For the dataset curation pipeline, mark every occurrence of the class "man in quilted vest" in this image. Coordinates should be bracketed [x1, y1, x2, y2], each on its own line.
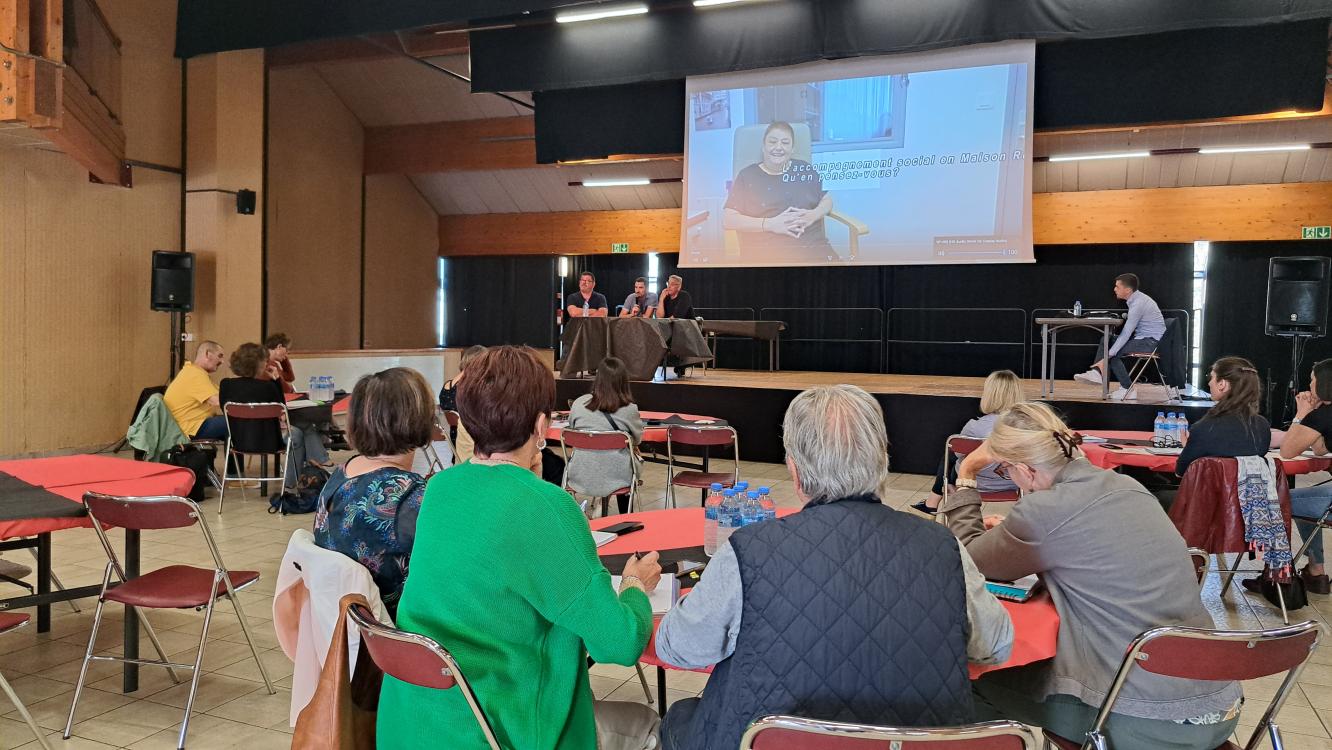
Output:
[655, 384, 1013, 750]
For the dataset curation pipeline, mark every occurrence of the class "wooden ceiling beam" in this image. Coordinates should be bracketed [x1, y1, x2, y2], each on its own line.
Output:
[441, 208, 680, 256]
[365, 115, 537, 173]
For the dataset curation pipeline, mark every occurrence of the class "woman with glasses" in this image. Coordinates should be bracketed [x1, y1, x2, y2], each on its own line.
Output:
[939, 402, 1240, 749]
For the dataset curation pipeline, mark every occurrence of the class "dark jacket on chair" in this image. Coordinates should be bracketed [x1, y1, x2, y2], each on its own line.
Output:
[667, 495, 974, 750]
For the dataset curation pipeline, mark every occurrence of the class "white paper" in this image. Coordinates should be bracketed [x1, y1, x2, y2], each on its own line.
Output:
[611, 575, 679, 614]
[592, 531, 617, 548]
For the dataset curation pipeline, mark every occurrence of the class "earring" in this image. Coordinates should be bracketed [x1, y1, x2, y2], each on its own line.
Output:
[537, 438, 547, 452]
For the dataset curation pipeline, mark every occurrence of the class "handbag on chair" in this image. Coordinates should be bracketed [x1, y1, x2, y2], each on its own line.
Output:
[292, 594, 382, 750]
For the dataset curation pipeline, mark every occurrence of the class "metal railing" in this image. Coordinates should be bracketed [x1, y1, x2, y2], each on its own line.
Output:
[760, 307, 885, 373]
[885, 307, 1029, 377]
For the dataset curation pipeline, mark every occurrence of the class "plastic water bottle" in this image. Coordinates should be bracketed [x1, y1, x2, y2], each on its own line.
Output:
[742, 491, 762, 526]
[703, 483, 724, 557]
[1165, 412, 1179, 448]
[583, 300, 590, 318]
[758, 486, 775, 521]
[734, 481, 749, 494]
[717, 490, 740, 546]
[309, 376, 320, 398]
[1177, 412, 1189, 446]
[1073, 300, 1082, 317]
[1152, 412, 1166, 447]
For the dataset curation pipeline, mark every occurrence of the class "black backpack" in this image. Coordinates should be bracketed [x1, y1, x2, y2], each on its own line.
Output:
[268, 463, 330, 515]
[163, 445, 214, 503]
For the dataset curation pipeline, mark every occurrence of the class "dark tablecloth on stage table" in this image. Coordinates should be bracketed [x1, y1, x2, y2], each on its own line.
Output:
[560, 318, 713, 380]
[699, 320, 786, 342]
[591, 507, 1058, 681]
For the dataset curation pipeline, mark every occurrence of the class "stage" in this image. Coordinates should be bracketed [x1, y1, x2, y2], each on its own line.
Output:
[556, 369, 1214, 475]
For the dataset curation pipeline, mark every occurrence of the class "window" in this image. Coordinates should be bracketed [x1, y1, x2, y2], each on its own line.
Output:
[1191, 241, 1209, 388]
[437, 257, 447, 347]
[647, 252, 660, 295]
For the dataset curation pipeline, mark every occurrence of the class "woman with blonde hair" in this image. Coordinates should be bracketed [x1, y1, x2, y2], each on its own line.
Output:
[912, 369, 1023, 514]
[939, 402, 1240, 749]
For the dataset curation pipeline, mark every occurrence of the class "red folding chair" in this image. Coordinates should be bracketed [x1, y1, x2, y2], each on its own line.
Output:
[220, 401, 293, 514]
[741, 715, 1037, 749]
[1, 613, 52, 750]
[666, 424, 739, 508]
[346, 599, 501, 750]
[560, 428, 641, 517]
[65, 492, 275, 749]
[943, 435, 1021, 508]
[1043, 620, 1320, 750]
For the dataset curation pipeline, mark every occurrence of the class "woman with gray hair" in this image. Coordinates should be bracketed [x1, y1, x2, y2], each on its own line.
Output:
[655, 384, 1012, 750]
[942, 402, 1241, 749]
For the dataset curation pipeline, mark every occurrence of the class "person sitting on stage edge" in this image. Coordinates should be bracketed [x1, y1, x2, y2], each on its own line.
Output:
[619, 276, 658, 318]
[164, 340, 227, 440]
[219, 343, 332, 493]
[567, 357, 644, 515]
[262, 332, 296, 394]
[314, 367, 433, 616]
[566, 271, 609, 319]
[378, 346, 663, 750]
[1074, 273, 1166, 401]
[941, 402, 1241, 749]
[912, 369, 1023, 515]
[1275, 357, 1332, 594]
[655, 384, 1013, 750]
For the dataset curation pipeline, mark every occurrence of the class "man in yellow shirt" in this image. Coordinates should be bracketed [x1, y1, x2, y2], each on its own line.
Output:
[164, 341, 226, 439]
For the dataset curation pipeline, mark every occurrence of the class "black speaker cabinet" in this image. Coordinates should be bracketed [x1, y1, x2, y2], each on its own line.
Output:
[1266, 256, 1330, 337]
[151, 250, 195, 312]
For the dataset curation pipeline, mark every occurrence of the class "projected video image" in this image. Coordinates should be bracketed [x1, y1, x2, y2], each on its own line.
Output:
[681, 43, 1034, 268]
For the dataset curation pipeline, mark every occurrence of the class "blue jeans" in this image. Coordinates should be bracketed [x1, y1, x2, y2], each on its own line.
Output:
[284, 425, 331, 490]
[1290, 485, 1332, 565]
[1096, 337, 1159, 389]
[191, 415, 228, 440]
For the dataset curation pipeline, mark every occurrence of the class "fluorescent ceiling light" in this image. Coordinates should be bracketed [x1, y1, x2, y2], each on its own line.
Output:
[1048, 151, 1150, 163]
[1198, 144, 1311, 155]
[580, 178, 651, 187]
[555, 4, 649, 23]
[694, 0, 760, 6]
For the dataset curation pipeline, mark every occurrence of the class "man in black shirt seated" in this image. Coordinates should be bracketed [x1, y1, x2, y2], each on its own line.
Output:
[565, 271, 609, 318]
[657, 274, 693, 320]
[657, 274, 697, 377]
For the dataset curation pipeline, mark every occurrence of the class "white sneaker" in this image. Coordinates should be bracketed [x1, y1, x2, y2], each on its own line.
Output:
[1110, 387, 1138, 401]
[1073, 369, 1103, 385]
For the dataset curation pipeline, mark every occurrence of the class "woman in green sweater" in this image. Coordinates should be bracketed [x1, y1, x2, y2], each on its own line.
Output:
[378, 346, 663, 750]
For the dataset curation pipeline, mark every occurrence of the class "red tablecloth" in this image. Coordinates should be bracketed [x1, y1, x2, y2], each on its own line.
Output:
[331, 395, 351, 415]
[0, 455, 195, 539]
[1080, 430, 1331, 475]
[551, 411, 721, 445]
[592, 508, 1059, 679]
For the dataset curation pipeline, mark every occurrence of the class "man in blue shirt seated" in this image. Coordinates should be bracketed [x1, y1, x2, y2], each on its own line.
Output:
[654, 384, 1013, 750]
[565, 271, 608, 318]
[618, 276, 658, 318]
[1074, 273, 1167, 400]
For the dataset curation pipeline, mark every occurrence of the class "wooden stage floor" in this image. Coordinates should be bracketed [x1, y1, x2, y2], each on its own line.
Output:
[657, 368, 1210, 406]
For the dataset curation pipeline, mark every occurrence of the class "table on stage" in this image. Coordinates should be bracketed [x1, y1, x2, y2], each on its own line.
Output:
[1079, 430, 1332, 476]
[1034, 316, 1124, 401]
[698, 320, 787, 371]
[591, 507, 1060, 714]
[0, 455, 196, 692]
[561, 317, 713, 380]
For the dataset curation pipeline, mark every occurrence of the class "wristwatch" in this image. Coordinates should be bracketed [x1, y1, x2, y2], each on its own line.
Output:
[956, 477, 978, 489]
[1291, 418, 1303, 426]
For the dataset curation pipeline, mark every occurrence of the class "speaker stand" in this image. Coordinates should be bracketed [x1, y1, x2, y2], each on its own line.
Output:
[1279, 333, 1315, 425]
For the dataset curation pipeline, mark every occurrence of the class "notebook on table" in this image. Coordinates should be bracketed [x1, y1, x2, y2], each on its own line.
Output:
[985, 574, 1041, 603]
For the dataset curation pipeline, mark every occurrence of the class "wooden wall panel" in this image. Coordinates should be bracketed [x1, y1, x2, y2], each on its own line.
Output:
[439, 183, 1332, 255]
[266, 65, 363, 350]
[364, 117, 536, 174]
[363, 174, 440, 348]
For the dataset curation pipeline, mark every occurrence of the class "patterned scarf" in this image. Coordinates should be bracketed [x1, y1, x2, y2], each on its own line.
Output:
[1235, 455, 1291, 578]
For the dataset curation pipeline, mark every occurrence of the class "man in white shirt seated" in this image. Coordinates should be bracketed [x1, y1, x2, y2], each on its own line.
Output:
[654, 384, 1014, 750]
[1074, 273, 1167, 400]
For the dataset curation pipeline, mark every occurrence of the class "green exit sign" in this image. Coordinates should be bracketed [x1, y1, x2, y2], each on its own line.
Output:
[1302, 226, 1331, 240]
[611, 242, 630, 253]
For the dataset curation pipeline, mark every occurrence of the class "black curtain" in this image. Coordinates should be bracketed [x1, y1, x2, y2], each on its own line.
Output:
[444, 256, 558, 349]
[1201, 240, 1332, 421]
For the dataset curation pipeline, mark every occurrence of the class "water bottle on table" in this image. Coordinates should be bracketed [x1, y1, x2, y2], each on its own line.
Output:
[742, 490, 762, 526]
[758, 486, 775, 521]
[583, 301, 590, 318]
[1073, 300, 1082, 317]
[717, 489, 740, 546]
[1177, 413, 1189, 446]
[703, 483, 724, 557]
[1152, 411, 1166, 447]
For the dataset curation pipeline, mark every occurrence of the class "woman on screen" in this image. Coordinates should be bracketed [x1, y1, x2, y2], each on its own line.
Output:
[723, 121, 836, 261]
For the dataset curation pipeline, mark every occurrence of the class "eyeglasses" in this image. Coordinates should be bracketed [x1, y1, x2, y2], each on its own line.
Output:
[994, 462, 1012, 480]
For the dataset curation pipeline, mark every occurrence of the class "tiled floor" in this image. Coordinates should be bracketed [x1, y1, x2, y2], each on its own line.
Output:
[1, 453, 1330, 748]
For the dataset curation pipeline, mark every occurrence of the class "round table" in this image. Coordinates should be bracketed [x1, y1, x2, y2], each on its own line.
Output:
[591, 507, 1059, 691]
[1080, 430, 1331, 475]
[549, 411, 722, 444]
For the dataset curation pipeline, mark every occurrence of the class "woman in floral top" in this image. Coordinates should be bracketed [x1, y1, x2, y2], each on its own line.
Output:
[314, 367, 435, 615]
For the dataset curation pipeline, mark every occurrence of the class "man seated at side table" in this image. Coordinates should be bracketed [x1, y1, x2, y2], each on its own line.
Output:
[655, 384, 1013, 750]
[566, 271, 609, 318]
[1073, 272, 1166, 401]
[619, 276, 658, 318]
[164, 340, 227, 440]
